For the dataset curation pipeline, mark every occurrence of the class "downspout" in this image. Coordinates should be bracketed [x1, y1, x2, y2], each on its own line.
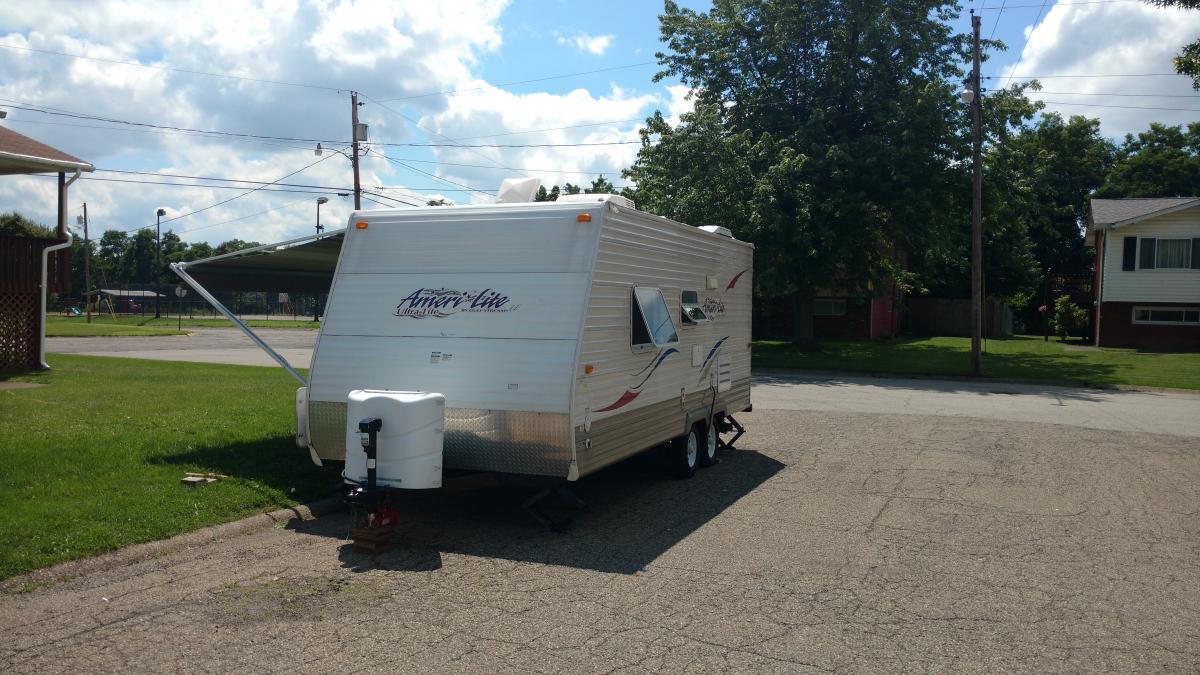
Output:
[40, 170, 81, 369]
[1095, 229, 1106, 347]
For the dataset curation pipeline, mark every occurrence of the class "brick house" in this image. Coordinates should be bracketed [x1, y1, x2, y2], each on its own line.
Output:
[1088, 198, 1200, 351]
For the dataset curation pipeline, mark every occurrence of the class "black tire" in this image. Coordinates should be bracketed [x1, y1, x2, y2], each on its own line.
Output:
[667, 428, 699, 479]
[697, 420, 718, 468]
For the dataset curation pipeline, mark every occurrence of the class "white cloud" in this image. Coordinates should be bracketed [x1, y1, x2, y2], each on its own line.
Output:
[556, 32, 614, 56]
[0, 0, 681, 245]
[417, 81, 661, 195]
[0, 0, 513, 244]
[1001, 0, 1200, 139]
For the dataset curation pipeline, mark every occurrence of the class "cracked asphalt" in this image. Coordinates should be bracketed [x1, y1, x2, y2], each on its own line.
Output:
[3, 404, 1199, 672]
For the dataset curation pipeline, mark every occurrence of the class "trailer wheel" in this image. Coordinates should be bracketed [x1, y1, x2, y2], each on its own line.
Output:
[668, 428, 699, 479]
[697, 420, 718, 468]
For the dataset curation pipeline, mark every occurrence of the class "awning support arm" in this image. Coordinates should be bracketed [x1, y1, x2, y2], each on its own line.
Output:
[171, 261, 308, 386]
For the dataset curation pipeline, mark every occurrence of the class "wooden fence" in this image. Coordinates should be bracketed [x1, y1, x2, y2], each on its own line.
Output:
[0, 235, 71, 371]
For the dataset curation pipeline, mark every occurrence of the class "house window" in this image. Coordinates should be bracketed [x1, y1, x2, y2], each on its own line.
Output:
[813, 299, 847, 317]
[1156, 239, 1191, 269]
[680, 290, 709, 325]
[631, 287, 679, 352]
[1136, 237, 1197, 270]
[1132, 307, 1200, 325]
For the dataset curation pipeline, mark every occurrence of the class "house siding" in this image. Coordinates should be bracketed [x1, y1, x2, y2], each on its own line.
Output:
[1097, 301, 1200, 351]
[1100, 209, 1200, 304]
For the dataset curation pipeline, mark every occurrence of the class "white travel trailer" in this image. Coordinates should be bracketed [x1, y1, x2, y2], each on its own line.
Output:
[174, 193, 752, 489]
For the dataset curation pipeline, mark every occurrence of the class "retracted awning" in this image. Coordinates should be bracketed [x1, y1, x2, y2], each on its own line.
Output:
[184, 232, 344, 293]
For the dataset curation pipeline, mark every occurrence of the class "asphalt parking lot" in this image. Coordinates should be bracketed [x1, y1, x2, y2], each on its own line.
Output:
[3, 401, 1198, 672]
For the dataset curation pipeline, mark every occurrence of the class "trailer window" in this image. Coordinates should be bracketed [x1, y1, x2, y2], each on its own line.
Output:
[680, 290, 709, 325]
[632, 287, 679, 352]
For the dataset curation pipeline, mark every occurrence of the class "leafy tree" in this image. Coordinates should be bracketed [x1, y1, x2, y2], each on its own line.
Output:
[95, 230, 130, 285]
[633, 0, 967, 343]
[0, 211, 55, 238]
[425, 198, 451, 206]
[1097, 122, 1200, 197]
[1144, 1, 1200, 88]
[533, 185, 561, 202]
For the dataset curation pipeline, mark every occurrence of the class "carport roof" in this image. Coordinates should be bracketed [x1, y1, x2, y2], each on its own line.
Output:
[0, 126, 94, 175]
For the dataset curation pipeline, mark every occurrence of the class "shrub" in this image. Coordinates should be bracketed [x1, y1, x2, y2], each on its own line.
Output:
[1050, 294, 1087, 341]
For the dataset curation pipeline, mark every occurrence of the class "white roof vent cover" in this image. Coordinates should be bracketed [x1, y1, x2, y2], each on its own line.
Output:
[557, 193, 635, 209]
[698, 225, 733, 238]
[495, 177, 542, 203]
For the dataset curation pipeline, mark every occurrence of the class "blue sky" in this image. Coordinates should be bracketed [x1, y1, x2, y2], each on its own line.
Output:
[1, 1, 1197, 245]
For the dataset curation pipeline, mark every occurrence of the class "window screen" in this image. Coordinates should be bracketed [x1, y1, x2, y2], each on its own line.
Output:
[680, 290, 708, 325]
[1133, 307, 1200, 324]
[632, 287, 678, 350]
[1155, 238, 1191, 269]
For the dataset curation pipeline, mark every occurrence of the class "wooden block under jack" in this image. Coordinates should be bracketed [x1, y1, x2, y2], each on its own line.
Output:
[350, 526, 395, 554]
[181, 475, 218, 487]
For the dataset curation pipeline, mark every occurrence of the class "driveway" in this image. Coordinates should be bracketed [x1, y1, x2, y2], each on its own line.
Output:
[3, 406, 1199, 672]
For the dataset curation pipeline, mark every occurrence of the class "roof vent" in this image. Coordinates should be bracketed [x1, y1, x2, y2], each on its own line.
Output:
[496, 177, 542, 203]
[557, 193, 635, 209]
[698, 225, 733, 238]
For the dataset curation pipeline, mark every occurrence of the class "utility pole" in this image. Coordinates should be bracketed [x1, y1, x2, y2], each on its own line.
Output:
[970, 13, 983, 376]
[79, 203, 91, 324]
[351, 91, 362, 210]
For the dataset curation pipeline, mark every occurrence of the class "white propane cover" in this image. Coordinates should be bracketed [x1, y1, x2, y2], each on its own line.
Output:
[344, 390, 445, 489]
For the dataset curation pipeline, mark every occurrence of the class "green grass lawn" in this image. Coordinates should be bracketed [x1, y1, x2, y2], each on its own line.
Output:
[0, 355, 339, 580]
[46, 315, 321, 330]
[753, 335, 1200, 391]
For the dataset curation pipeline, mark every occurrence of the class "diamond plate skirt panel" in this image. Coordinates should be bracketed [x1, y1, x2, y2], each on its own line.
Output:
[308, 401, 573, 478]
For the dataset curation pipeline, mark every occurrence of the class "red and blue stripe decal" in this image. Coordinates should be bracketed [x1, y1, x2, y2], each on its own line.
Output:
[595, 347, 678, 412]
[726, 269, 748, 290]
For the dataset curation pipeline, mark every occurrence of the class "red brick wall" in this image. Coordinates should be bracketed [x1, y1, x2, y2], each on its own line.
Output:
[1098, 302, 1200, 351]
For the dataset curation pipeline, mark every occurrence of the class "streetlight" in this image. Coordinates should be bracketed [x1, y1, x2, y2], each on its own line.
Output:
[155, 208, 166, 319]
[313, 197, 330, 322]
[316, 196, 329, 239]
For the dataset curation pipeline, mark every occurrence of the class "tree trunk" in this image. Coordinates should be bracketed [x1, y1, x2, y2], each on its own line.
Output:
[791, 293, 815, 347]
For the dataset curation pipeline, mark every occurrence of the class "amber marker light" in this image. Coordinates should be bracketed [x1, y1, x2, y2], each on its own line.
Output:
[355, 221, 368, 229]
[584, 364, 594, 374]
[576, 213, 592, 222]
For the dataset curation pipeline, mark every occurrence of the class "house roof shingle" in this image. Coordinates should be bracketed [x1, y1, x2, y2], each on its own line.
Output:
[1089, 197, 1200, 229]
[0, 126, 94, 175]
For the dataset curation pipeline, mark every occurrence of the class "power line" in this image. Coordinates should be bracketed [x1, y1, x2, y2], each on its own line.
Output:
[368, 62, 657, 103]
[1005, 0, 1051, 80]
[445, 117, 647, 141]
[0, 41, 345, 92]
[360, 93, 511, 185]
[1030, 90, 1200, 98]
[120, 147, 347, 232]
[370, 149, 495, 196]
[383, 156, 628, 176]
[96, 168, 353, 192]
[1032, 99, 1200, 111]
[1, 117, 323, 152]
[0, 101, 347, 145]
[978, 0, 1142, 8]
[79, 176, 351, 196]
[986, 72, 1183, 79]
[988, 3, 1007, 41]
[174, 197, 318, 236]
